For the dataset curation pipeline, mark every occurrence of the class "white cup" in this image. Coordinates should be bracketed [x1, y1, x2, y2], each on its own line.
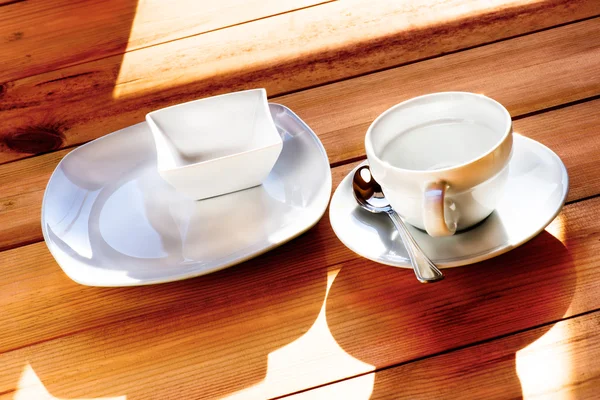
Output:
[365, 92, 513, 237]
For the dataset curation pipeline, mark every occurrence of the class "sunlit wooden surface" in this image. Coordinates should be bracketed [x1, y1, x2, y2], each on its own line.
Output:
[1, 0, 600, 399]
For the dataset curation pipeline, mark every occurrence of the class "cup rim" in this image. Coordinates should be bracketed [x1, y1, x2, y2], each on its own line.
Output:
[365, 91, 512, 175]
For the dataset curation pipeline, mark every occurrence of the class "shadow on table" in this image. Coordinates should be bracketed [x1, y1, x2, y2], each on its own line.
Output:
[2, 225, 331, 399]
[325, 229, 578, 399]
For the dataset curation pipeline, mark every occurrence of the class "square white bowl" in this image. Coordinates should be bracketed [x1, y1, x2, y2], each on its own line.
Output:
[146, 88, 283, 200]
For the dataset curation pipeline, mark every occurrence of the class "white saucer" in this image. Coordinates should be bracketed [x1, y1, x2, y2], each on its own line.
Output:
[42, 104, 332, 286]
[329, 134, 569, 268]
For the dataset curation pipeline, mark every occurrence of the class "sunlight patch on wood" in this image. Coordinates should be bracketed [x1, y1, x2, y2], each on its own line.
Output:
[545, 213, 566, 244]
[111, 0, 543, 100]
[516, 321, 575, 400]
[14, 364, 126, 400]
[222, 268, 375, 399]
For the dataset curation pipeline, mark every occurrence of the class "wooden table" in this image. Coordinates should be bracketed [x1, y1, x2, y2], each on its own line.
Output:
[1, 0, 600, 398]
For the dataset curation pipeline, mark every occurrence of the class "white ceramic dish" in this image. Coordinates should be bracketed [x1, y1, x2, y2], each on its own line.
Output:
[42, 104, 331, 286]
[146, 89, 283, 200]
[330, 134, 568, 267]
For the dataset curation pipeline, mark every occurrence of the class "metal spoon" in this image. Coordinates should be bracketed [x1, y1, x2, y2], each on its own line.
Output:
[352, 165, 444, 283]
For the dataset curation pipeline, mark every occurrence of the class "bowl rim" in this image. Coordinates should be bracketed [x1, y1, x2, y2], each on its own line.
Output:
[146, 88, 282, 173]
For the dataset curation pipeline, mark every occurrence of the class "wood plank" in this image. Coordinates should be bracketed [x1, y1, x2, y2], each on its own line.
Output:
[276, 19, 600, 166]
[1, 3, 599, 162]
[0, 150, 67, 251]
[0, 175, 599, 399]
[0, 0, 330, 82]
[285, 311, 600, 399]
[1, 95, 598, 253]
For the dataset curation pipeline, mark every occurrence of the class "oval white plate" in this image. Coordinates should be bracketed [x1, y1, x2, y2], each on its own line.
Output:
[42, 104, 331, 286]
[330, 134, 569, 267]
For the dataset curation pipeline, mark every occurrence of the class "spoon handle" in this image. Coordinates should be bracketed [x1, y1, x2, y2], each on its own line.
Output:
[387, 210, 444, 283]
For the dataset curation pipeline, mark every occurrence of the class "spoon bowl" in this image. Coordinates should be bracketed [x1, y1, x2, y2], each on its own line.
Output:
[352, 165, 444, 283]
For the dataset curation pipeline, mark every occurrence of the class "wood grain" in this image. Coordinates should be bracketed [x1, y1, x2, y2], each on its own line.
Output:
[1, 3, 599, 162]
[0, 173, 598, 399]
[0, 150, 67, 251]
[0, 0, 25, 7]
[1, 94, 598, 253]
[0, 0, 330, 82]
[286, 311, 600, 399]
[276, 18, 600, 166]
[1, 1, 598, 399]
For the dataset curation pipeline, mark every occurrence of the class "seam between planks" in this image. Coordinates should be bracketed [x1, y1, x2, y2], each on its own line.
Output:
[1, 192, 599, 357]
[271, 13, 600, 99]
[0, 0, 336, 84]
[3, 7, 597, 88]
[513, 93, 600, 122]
[271, 305, 600, 399]
[0, 0, 26, 7]
[327, 92, 600, 169]
[2, 277, 598, 400]
[0, 14, 598, 170]
[0, 92, 599, 254]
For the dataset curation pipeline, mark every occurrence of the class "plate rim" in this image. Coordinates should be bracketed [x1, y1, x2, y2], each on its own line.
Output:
[329, 133, 569, 268]
[41, 103, 332, 286]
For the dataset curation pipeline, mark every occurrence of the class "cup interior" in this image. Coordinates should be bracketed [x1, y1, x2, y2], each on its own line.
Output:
[148, 89, 279, 169]
[368, 92, 511, 171]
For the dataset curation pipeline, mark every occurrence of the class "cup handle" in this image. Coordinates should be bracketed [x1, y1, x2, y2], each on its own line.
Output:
[423, 181, 458, 237]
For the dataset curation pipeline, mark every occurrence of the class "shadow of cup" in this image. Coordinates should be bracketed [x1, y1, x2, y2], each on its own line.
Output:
[325, 230, 576, 396]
